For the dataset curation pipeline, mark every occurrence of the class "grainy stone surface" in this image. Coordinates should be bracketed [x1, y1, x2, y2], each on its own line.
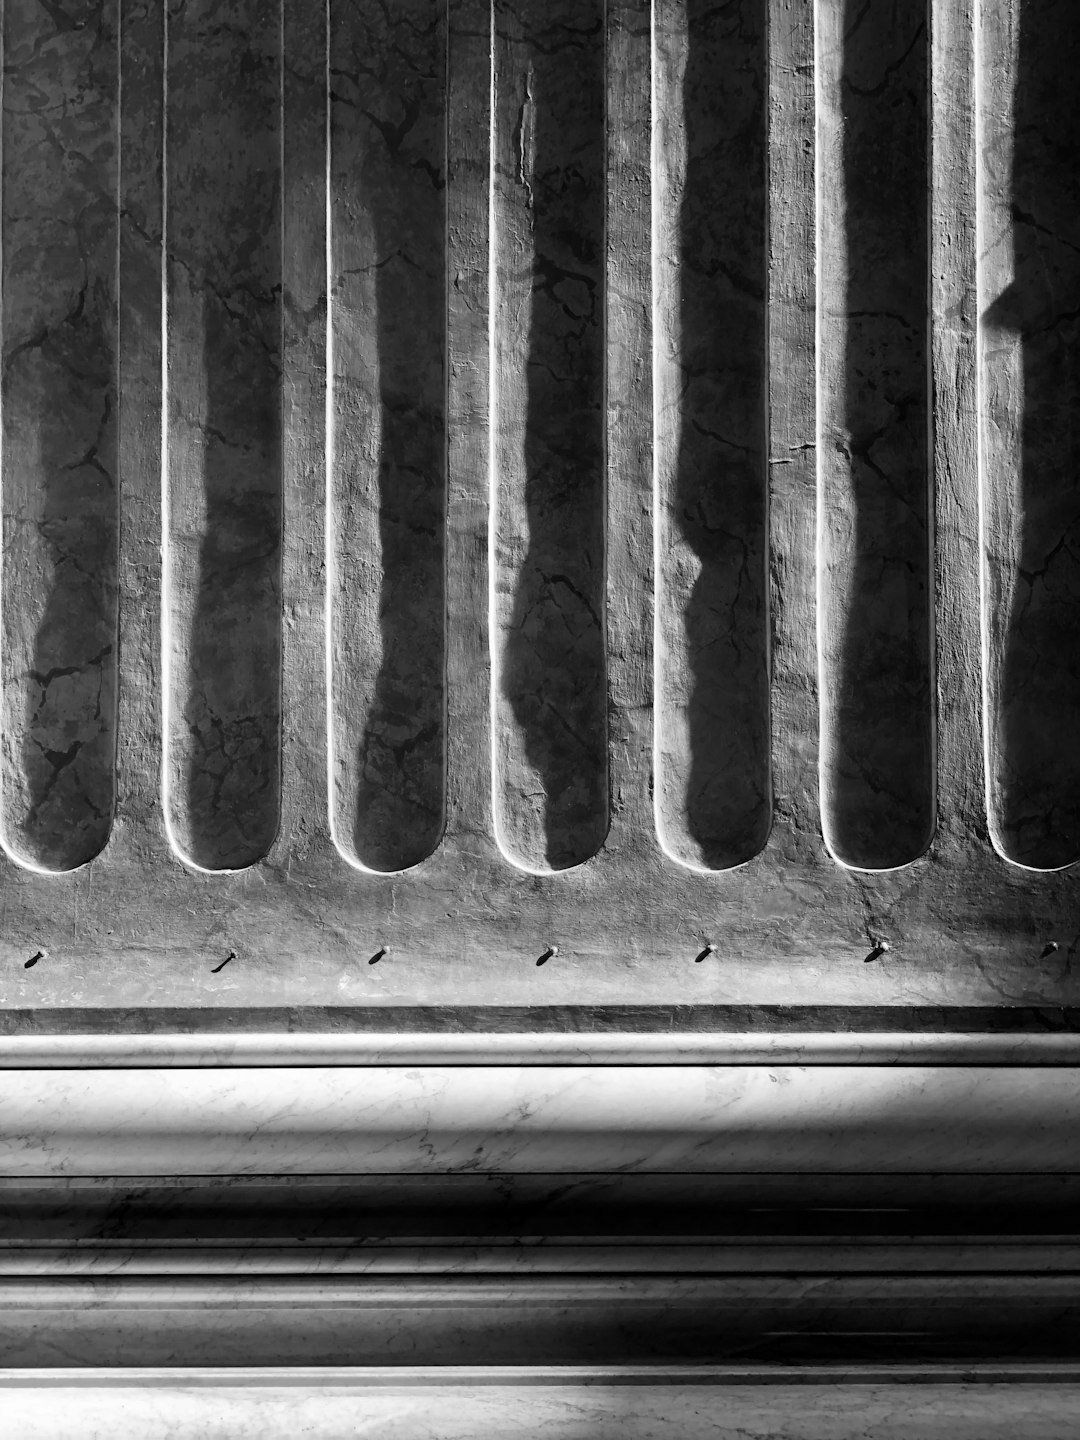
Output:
[654, 0, 770, 871]
[818, 0, 933, 869]
[492, 0, 609, 872]
[165, 0, 283, 870]
[1, 0, 118, 872]
[981, 0, 1080, 869]
[7, 0, 1080, 1400]
[0, 0, 1071, 1018]
[329, 0, 447, 873]
[5, 1382, 1080, 1440]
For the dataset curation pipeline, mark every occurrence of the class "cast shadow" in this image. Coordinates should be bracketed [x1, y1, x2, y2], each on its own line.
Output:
[500, 13, 608, 871]
[19, 311, 116, 870]
[179, 32, 282, 871]
[829, 0, 933, 868]
[984, 0, 1080, 868]
[670, 0, 769, 869]
[348, 11, 446, 873]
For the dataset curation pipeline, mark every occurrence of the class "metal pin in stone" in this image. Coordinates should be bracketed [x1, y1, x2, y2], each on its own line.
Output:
[211, 951, 236, 974]
[24, 949, 46, 970]
[694, 943, 717, 963]
[864, 939, 891, 964]
[1041, 941, 1060, 959]
[368, 946, 388, 966]
[537, 945, 558, 967]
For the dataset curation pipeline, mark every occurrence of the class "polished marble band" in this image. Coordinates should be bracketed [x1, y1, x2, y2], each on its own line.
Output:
[2, 1030, 1080, 1066]
[5, 1369, 1080, 1439]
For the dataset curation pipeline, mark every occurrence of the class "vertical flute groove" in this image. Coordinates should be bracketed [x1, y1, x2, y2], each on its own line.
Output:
[327, 0, 448, 874]
[162, 0, 284, 872]
[816, 0, 934, 872]
[652, 0, 770, 872]
[979, 0, 1080, 870]
[1, 0, 121, 871]
[490, 0, 609, 873]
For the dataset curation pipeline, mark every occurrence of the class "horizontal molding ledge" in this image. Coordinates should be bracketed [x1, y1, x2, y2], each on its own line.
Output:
[5, 1371, 1080, 1440]
[3, 1241, 1079, 1278]
[3, 1063, 1080, 1176]
[4, 1031, 1080, 1067]
[7, 1364, 1080, 1385]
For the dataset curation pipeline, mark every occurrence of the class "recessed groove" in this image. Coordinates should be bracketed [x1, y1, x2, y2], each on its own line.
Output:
[491, 0, 609, 873]
[817, 0, 934, 870]
[328, 0, 447, 874]
[980, 0, 1080, 870]
[1, 0, 120, 871]
[653, 0, 770, 871]
[164, 0, 283, 870]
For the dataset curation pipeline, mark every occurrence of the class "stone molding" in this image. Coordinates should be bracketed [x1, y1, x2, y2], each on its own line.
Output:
[0, 0, 1073, 1020]
[2, 1048, 1079, 1374]
[5, 1369, 1080, 1438]
[2, 0, 1080, 1408]
[3, 1054, 1080, 1174]
[5, 1030, 1080, 1065]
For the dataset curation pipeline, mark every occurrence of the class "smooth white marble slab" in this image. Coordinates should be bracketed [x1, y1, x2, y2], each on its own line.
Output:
[3, 1376, 1079, 1438]
[2, 1064, 1080, 1175]
[2, 1032, 1080, 1066]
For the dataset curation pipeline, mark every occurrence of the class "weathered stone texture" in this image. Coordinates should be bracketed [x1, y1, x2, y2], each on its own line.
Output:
[2, 0, 119, 871]
[0, 0, 1075, 1018]
[329, 0, 447, 874]
[492, 0, 609, 872]
[981, 0, 1080, 869]
[654, 0, 770, 870]
[818, 0, 933, 870]
[165, 0, 283, 870]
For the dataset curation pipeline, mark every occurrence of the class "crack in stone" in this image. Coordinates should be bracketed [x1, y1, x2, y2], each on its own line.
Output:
[514, 65, 536, 209]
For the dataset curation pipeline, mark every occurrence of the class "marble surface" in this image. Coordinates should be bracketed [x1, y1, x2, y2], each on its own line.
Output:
[329, 0, 447, 873]
[2, 1272, 1079, 1366]
[0, 2, 1077, 1389]
[8, 1240, 1075, 1277]
[980, 0, 1080, 868]
[1, 0, 119, 871]
[491, 0, 608, 870]
[164, 0, 283, 870]
[817, 0, 933, 868]
[3, 1030, 1080, 1065]
[653, 0, 770, 869]
[2, 1063, 1079, 1176]
[0, 0, 1074, 1028]
[3, 1377, 1080, 1439]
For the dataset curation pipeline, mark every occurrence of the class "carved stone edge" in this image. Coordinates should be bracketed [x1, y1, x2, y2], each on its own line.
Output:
[2, 1030, 1080, 1065]
[2, 1048, 1079, 1375]
[4, 1366, 1080, 1439]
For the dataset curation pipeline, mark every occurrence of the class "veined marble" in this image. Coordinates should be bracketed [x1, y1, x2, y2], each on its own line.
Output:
[1, 1063, 1079, 1176]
